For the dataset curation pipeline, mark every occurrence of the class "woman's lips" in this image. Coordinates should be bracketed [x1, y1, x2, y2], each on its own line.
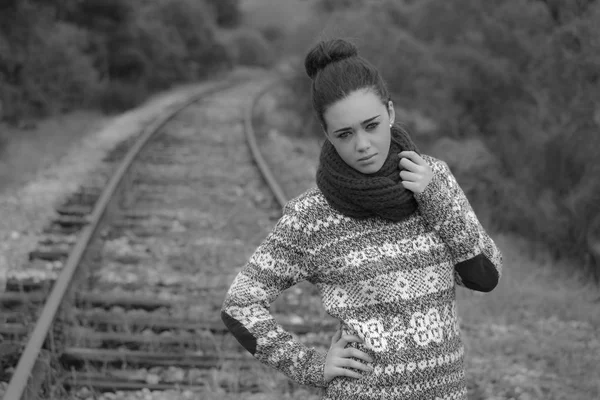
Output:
[358, 154, 377, 162]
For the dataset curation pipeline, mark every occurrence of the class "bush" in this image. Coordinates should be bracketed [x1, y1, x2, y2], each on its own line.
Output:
[223, 29, 275, 68]
[0, 83, 22, 123]
[2, 22, 99, 117]
[0, 0, 240, 123]
[130, 0, 231, 88]
[261, 25, 285, 44]
[94, 80, 148, 114]
[67, 0, 132, 31]
[204, 0, 241, 27]
[317, 0, 363, 13]
[108, 46, 148, 83]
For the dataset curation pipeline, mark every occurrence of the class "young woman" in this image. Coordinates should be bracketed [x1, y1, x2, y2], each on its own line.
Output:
[221, 39, 502, 400]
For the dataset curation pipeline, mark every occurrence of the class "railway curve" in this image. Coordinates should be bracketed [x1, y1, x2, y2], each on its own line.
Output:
[1, 69, 334, 400]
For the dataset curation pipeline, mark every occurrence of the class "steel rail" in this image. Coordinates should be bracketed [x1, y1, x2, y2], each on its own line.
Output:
[1, 76, 251, 400]
[243, 79, 290, 210]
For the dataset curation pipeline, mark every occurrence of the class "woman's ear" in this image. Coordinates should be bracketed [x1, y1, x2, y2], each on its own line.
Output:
[388, 100, 395, 126]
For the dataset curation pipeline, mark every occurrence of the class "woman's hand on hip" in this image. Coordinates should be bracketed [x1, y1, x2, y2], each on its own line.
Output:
[398, 151, 433, 194]
[324, 328, 373, 383]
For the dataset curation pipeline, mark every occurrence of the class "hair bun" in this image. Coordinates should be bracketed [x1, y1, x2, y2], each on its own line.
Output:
[304, 39, 358, 80]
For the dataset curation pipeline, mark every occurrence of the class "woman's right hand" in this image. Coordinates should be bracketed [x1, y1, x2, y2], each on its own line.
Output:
[324, 327, 374, 383]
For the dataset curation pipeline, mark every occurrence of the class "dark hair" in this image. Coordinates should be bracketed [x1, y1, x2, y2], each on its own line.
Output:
[304, 39, 391, 130]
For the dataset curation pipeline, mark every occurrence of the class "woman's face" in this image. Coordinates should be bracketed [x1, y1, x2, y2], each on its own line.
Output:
[323, 88, 395, 174]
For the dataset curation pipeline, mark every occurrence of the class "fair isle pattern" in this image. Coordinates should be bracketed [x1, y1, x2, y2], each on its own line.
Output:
[322, 263, 455, 309]
[326, 370, 465, 398]
[375, 347, 465, 377]
[222, 155, 502, 399]
[342, 301, 461, 353]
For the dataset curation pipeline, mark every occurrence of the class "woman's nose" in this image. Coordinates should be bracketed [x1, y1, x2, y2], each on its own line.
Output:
[355, 131, 370, 151]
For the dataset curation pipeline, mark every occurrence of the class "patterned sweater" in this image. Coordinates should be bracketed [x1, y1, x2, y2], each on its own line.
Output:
[221, 155, 502, 399]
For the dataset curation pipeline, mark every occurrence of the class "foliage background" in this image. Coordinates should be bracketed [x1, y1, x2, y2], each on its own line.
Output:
[0, 0, 268, 118]
[1, 0, 599, 278]
[272, 0, 600, 281]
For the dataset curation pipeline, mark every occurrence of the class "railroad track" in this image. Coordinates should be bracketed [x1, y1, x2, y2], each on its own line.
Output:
[0, 70, 336, 400]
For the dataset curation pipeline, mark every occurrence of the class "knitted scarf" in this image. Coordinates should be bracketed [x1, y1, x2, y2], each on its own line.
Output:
[316, 124, 420, 221]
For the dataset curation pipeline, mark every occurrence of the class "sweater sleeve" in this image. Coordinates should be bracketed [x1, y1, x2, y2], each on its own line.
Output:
[220, 203, 327, 388]
[414, 156, 502, 292]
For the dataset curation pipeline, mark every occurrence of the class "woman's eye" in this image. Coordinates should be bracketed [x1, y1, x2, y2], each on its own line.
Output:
[366, 122, 379, 130]
[338, 131, 351, 138]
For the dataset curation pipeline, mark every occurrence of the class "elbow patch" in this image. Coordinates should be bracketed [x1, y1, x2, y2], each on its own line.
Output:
[455, 253, 499, 292]
[221, 310, 257, 355]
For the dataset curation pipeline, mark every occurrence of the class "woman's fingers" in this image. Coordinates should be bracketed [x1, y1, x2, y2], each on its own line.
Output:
[342, 348, 373, 363]
[399, 170, 419, 182]
[336, 358, 372, 372]
[330, 328, 342, 345]
[336, 334, 363, 347]
[399, 151, 426, 166]
[399, 156, 420, 172]
[398, 151, 433, 193]
[325, 335, 374, 382]
[401, 180, 420, 193]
